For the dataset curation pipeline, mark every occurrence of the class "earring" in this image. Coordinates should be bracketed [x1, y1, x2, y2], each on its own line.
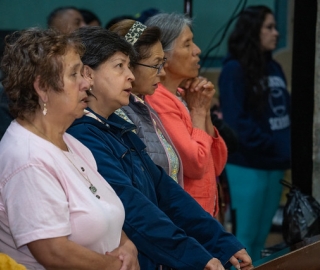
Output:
[42, 103, 47, 116]
[89, 86, 92, 91]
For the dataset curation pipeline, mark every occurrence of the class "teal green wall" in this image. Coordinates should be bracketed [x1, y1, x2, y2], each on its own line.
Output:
[0, 0, 286, 66]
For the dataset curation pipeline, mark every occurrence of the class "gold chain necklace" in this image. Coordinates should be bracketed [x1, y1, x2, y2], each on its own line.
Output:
[23, 118, 100, 199]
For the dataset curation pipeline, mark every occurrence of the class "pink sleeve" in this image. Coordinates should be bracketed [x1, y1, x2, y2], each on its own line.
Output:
[3, 165, 71, 248]
[211, 127, 228, 176]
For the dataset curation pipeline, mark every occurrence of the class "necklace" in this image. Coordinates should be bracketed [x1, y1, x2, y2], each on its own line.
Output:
[23, 118, 100, 199]
[61, 149, 101, 199]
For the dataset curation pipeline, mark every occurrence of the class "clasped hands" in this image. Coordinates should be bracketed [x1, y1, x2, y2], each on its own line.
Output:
[179, 76, 215, 113]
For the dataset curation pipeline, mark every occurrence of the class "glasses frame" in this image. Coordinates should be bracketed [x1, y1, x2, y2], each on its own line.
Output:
[133, 57, 167, 75]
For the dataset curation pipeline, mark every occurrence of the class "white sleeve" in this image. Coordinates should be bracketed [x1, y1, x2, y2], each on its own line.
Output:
[3, 165, 71, 248]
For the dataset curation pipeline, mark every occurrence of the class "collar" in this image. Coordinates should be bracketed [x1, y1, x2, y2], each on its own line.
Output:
[84, 107, 136, 133]
[131, 93, 145, 103]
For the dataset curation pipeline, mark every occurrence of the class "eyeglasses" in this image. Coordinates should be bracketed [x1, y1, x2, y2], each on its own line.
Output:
[133, 58, 167, 74]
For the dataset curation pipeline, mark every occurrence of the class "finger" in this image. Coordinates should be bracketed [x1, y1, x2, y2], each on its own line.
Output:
[239, 254, 252, 266]
[202, 81, 214, 90]
[194, 78, 208, 91]
[184, 79, 193, 89]
[188, 78, 201, 92]
[119, 262, 128, 270]
[106, 251, 118, 257]
[229, 256, 241, 270]
[240, 260, 254, 269]
[201, 89, 215, 100]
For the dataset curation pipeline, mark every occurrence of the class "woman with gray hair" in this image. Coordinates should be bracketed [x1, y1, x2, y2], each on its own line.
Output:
[145, 13, 227, 218]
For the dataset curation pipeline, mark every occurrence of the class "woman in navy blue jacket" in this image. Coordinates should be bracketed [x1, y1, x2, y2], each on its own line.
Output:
[219, 6, 291, 261]
[67, 26, 253, 270]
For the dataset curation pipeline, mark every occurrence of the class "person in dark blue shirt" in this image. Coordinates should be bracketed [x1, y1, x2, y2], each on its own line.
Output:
[219, 5, 291, 261]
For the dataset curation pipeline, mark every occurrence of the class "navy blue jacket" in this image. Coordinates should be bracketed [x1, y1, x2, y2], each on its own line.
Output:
[219, 54, 291, 170]
[68, 109, 244, 270]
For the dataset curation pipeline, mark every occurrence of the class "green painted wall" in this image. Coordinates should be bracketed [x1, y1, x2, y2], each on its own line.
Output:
[0, 0, 286, 66]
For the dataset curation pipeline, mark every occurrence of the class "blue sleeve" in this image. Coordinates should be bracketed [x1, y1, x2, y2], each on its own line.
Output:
[68, 123, 213, 270]
[219, 60, 276, 154]
[151, 164, 244, 268]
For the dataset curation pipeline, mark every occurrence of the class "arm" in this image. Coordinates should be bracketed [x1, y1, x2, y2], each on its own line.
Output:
[181, 76, 216, 137]
[154, 109, 213, 179]
[183, 77, 228, 175]
[28, 237, 122, 270]
[158, 109, 227, 178]
[219, 60, 276, 154]
[149, 82, 226, 179]
[210, 132, 228, 176]
[150, 163, 245, 268]
[206, 110, 215, 137]
[3, 167, 122, 270]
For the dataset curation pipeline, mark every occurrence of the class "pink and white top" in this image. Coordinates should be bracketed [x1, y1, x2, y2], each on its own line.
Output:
[0, 120, 125, 270]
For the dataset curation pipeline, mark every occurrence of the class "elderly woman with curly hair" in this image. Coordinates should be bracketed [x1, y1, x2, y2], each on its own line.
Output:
[0, 28, 139, 270]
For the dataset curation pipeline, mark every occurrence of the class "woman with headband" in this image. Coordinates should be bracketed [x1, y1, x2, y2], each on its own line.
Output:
[110, 20, 183, 185]
[68, 26, 253, 270]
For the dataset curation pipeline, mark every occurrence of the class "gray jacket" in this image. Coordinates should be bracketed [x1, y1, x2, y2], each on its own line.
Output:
[120, 94, 183, 186]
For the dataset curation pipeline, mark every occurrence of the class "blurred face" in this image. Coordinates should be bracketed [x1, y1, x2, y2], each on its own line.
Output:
[47, 48, 89, 121]
[132, 41, 166, 96]
[52, 9, 86, 34]
[89, 51, 135, 117]
[165, 26, 201, 81]
[260, 13, 279, 52]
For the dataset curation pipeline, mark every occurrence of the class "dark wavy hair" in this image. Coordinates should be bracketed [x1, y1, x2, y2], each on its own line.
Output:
[0, 27, 84, 119]
[228, 5, 273, 113]
[72, 26, 136, 70]
[109, 19, 161, 63]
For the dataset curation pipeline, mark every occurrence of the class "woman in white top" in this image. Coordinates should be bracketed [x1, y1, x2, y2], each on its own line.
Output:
[0, 27, 139, 270]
